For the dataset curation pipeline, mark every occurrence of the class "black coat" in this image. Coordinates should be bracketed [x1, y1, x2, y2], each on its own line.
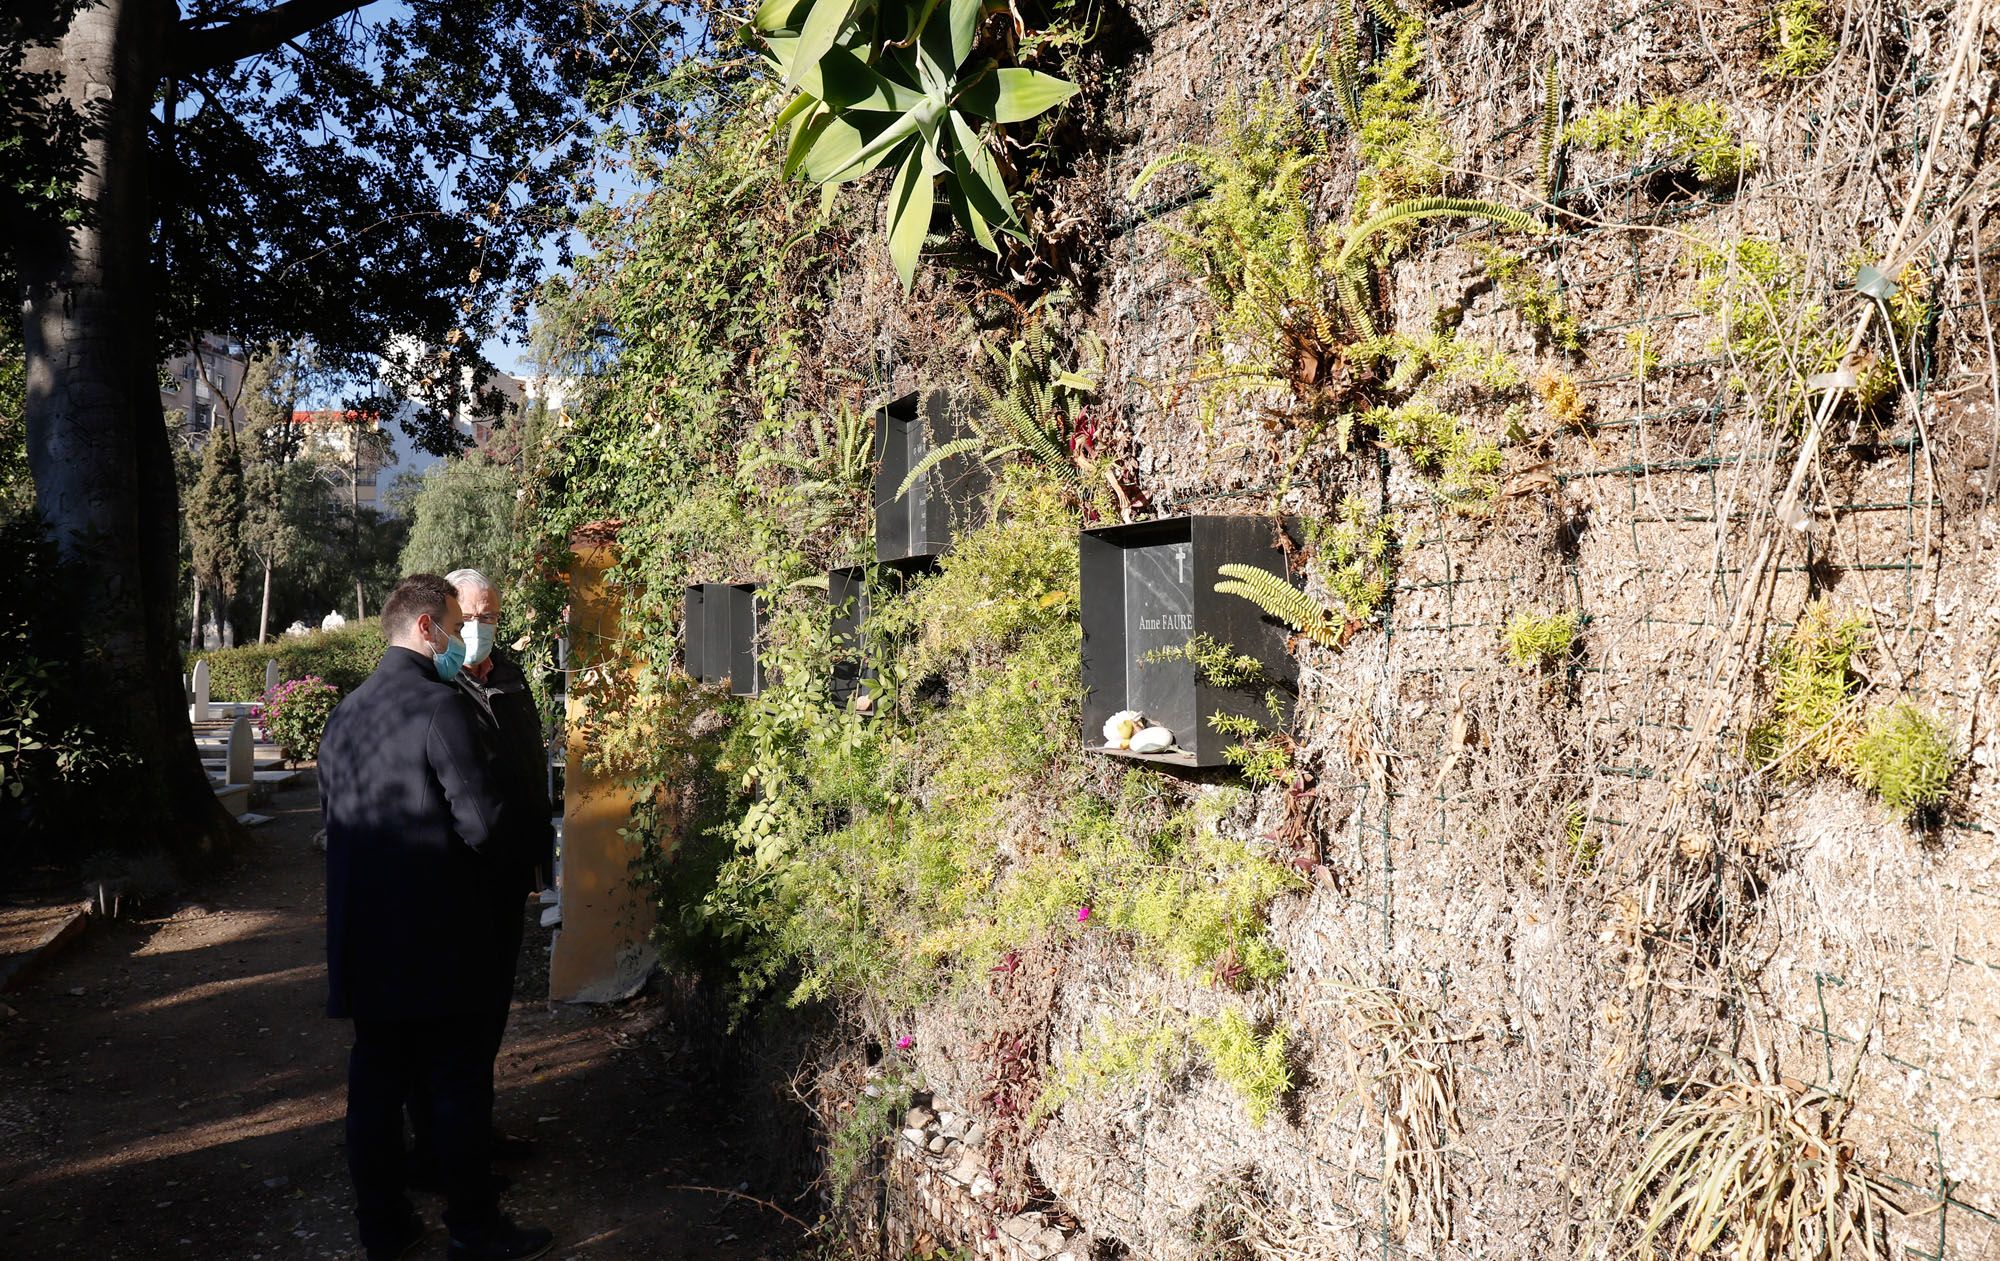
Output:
[321, 647, 513, 1020]
[452, 647, 556, 894]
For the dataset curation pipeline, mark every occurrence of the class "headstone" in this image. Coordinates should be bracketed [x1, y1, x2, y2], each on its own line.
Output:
[225, 716, 254, 786]
[284, 620, 309, 638]
[191, 659, 211, 722]
[264, 658, 280, 693]
[320, 610, 347, 632]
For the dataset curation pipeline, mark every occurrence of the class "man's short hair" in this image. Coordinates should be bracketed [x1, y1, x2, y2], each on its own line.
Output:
[381, 573, 456, 643]
[444, 568, 495, 595]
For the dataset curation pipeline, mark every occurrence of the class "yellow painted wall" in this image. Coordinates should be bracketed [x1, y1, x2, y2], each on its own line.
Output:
[548, 541, 658, 1001]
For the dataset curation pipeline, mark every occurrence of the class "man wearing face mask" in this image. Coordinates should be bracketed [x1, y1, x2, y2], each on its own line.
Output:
[398, 569, 554, 1180]
[319, 573, 553, 1261]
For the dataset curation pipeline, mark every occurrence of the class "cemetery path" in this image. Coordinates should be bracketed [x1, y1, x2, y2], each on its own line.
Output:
[0, 769, 809, 1260]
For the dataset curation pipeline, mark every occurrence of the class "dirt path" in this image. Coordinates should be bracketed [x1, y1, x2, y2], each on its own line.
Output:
[0, 770, 811, 1260]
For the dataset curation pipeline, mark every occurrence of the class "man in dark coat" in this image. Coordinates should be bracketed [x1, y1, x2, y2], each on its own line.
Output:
[434, 567, 554, 1157]
[319, 573, 553, 1261]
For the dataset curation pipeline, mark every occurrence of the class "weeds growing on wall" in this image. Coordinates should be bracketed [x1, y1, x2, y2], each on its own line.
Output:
[1502, 609, 1579, 669]
[1566, 97, 1758, 185]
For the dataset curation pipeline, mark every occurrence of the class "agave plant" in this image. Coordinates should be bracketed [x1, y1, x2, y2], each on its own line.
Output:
[751, 0, 1079, 287]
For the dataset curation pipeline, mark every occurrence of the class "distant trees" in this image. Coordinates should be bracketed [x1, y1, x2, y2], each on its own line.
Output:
[397, 455, 519, 587]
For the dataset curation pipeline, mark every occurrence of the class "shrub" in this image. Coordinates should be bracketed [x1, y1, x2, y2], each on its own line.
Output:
[1503, 610, 1579, 668]
[1565, 97, 1758, 184]
[1752, 600, 1866, 770]
[256, 675, 342, 762]
[1848, 701, 1956, 816]
[189, 619, 386, 701]
[1763, 0, 1836, 78]
[1194, 1009, 1291, 1124]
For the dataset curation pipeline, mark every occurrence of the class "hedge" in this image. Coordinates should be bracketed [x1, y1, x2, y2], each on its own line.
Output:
[187, 619, 387, 701]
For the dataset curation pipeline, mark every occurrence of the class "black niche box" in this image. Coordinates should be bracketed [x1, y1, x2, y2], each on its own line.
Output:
[874, 389, 987, 565]
[683, 584, 721, 684]
[827, 560, 931, 709]
[1080, 516, 1299, 769]
[685, 582, 766, 694]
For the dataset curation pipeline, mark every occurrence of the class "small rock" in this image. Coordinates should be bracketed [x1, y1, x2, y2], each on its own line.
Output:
[67, 987, 85, 997]
[927, 1134, 948, 1154]
[0, 1003, 15, 1018]
[961, 1121, 986, 1147]
[1035, 1228, 1067, 1253]
[903, 1105, 937, 1130]
[262, 1176, 289, 1191]
[969, 1173, 997, 1200]
[1000, 1214, 1041, 1241]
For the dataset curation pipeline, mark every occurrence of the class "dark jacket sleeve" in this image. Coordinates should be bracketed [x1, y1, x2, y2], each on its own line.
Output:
[427, 693, 507, 853]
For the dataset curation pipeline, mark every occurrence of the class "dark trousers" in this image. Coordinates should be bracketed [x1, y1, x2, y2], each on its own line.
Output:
[348, 1016, 499, 1247]
[409, 917, 523, 1160]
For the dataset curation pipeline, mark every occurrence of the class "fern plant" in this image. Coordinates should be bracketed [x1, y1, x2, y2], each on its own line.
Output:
[1535, 56, 1562, 202]
[1215, 564, 1344, 647]
[897, 322, 1110, 515]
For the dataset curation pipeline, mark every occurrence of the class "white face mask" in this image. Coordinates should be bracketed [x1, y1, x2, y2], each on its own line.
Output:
[463, 621, 496, 665]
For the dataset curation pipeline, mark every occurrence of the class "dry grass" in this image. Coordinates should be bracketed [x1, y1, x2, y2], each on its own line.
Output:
[1610, 1057, 1902, 1261]
[1319, 976, 1477, 1244]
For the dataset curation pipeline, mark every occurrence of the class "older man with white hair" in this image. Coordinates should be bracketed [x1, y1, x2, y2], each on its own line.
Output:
[402, 568, 555, 1200]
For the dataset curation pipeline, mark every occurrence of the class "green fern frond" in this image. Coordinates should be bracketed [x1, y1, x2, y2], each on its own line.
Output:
[894, 436, 985, 500]
[1360, 0, 1412, 34]
[1326, 0, 1362, 130]
[1536, 56, 1562, 202]
[1215, 564, 1342, 646]
[1335, 197, 1547, 271]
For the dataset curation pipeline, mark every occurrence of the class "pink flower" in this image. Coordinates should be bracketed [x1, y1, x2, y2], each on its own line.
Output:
[895, 1035, 914, 1050]
[1076, 905, 1091, 923]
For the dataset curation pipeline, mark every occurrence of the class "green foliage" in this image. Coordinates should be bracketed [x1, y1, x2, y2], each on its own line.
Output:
[1306, 494, 1396, 621]
[1625, 327, 1660, 380]
[1194, 1009, 1291, 1124]
[396, 454, 519, 586]
[1849, 701, 1956, 817]
[189, 619, 388, 701]
[1565, 97, 1758, 184]
[1690, 238, 1881, 427]
[1145, 633, 1266, 688]
[1209, 710, 1297, 790]
[1372, 400, 1503, 510]
[1752, 599, 1867, 771]
[826, 1063, 915, 1203]
[1473, 247, 1583, 351]
[1128, 81, 1343, 406]
[1348, 16, 1452, 224]
[255, 675, 342, 762]
[0, 518, 129, 840]
[1378, 327, 1525, 395]
[750, 0, 1080, 286]
[1502, 609, 1578, 669]
[1034, 1017, 1188, 1122]
[903, 322, 1109, 515]
[188, 430, 248, 602]
[1536, 55, 1562, 201]
[1215, 564, 1342, 646]
[1763, 0, 1836, 78]
[0, 323, 30, 516]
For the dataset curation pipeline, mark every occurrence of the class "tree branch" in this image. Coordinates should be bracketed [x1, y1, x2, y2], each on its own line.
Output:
[169, 0, 372, 76]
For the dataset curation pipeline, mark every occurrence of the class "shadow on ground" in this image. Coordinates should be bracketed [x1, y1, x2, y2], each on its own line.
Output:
[0, 769, 816, 1260]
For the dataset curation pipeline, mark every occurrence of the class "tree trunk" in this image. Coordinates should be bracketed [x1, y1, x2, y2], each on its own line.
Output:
[20, 0, 244, 869]
[258, 557, 272, 644]
[189, 581, 202, 651]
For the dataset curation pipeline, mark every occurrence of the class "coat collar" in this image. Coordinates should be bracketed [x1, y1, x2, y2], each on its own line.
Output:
[377, 645, 451, 686]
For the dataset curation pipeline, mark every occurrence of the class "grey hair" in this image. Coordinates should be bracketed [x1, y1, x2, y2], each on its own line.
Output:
[444, 567, 496, 595]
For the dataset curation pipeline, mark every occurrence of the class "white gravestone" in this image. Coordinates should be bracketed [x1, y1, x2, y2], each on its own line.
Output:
[191, 658, 211, 722]
[320, 610, 347, 632]
[264, 658, 281, 694]
[225, 716, 254, 785]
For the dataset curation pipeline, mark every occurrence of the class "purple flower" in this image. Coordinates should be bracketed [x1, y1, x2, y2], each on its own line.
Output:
[895, 1035, 914, 1051]
[1076, 905, 1092, 923]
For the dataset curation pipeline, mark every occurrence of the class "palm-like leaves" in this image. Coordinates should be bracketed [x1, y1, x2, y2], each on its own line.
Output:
[751, 0, 1079, 288]
[1214, 563, 1345, 646]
